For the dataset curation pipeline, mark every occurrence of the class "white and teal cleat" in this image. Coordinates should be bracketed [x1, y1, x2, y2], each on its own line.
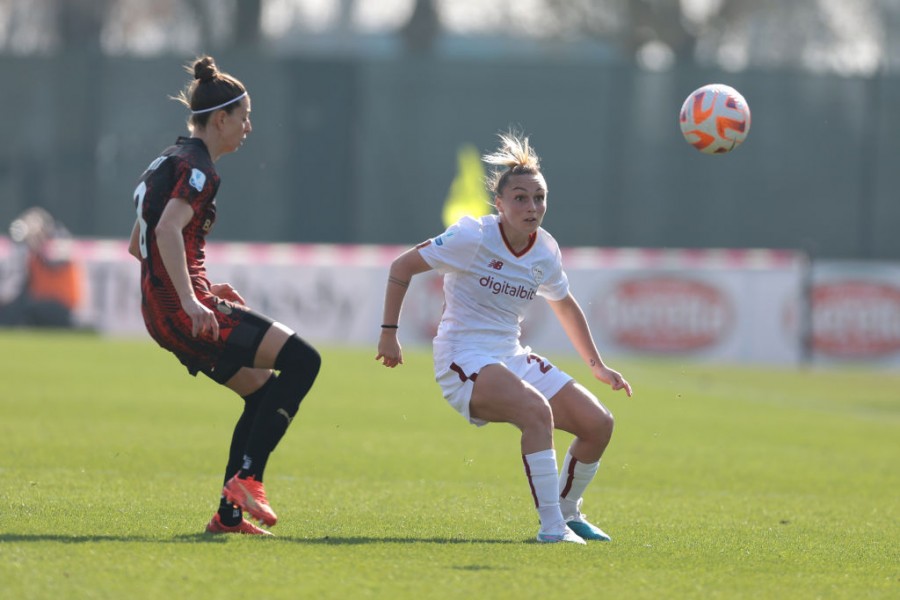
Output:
[536, 526, 586, 545]
[565, 516, 611, 542]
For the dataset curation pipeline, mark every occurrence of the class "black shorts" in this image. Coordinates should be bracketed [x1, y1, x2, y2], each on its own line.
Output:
[144, 298, 276, 384]
[201, 304, 276, 384]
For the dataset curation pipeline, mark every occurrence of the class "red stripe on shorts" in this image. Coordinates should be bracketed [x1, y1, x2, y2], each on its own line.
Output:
[450, 362, 478, 383]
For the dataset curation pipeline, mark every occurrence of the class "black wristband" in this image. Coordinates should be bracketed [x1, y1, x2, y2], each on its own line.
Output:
[381, 324, 399, 329]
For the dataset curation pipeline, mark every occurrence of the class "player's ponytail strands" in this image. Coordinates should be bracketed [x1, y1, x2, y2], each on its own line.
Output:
[483, 130, 542, 196]
[191, 91, 248, 114]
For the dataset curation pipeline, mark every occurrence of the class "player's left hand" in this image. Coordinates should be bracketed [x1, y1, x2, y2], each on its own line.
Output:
[593, 365, 633, 397]
[211, 283, 246, 305]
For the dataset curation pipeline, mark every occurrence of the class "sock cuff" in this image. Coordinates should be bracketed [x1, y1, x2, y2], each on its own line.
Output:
[563, 451, 600, 476]
[523, 448, 558, 476]
[560, 451, 601, 501]
[524, 448, 556, 462]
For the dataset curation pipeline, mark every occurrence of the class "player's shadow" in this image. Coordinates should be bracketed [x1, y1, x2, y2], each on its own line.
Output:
[0, 533, 177, 544]
[1, 533, 264, 545]
[1, 533, 533, 545]
[280, 535, 523, 545]
[170, 533, 525, 545]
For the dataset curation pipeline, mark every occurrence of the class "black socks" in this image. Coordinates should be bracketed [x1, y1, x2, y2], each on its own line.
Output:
[218, 376, 273, 525]
[239, 335, 321, 480]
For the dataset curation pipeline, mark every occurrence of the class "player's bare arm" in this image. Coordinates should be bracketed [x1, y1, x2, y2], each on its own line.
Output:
[376, 248, 433, 368]
[548, 293, 632, 397]
[156, 197, 219, 340]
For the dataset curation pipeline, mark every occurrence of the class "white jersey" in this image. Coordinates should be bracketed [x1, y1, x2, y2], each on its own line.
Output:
[417, 214, 569, 357]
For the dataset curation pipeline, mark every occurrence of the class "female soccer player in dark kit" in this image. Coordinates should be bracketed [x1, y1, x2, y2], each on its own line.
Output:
[376, 131, 632, 544]
[128, 56, 321, 535]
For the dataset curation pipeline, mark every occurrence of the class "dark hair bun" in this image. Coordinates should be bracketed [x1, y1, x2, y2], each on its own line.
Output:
[193, 56, 218, 82]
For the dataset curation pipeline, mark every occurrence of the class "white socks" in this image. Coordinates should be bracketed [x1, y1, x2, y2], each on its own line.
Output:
[522, 449, 566, 533]
[558, 450, 600, 521]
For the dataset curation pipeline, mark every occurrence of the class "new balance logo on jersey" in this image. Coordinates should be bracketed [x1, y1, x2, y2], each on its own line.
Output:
[479, 275, 536, 300]
[488, 259, 504, 270]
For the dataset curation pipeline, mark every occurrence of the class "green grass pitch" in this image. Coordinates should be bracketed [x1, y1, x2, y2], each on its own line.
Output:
[0, 330, 897, 599]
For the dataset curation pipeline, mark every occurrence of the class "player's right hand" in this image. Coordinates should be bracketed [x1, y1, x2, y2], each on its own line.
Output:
[184, 299, 219, 340]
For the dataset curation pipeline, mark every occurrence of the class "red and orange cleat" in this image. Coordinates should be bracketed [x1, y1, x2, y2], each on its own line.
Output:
[223, 473, 278, 527]
[205, 512, 273, 536]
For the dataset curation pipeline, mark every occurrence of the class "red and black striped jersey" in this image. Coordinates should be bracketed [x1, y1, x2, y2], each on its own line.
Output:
[132, 137, 220, 313]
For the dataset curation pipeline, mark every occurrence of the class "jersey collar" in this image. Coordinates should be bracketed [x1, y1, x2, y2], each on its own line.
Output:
[176, 136, 212, 158]
[498, 221, 537, 257]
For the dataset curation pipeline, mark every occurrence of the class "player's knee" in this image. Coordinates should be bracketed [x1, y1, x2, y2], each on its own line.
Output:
[274, 334, 321, 379]
[569, 385, 614, 442]
[586, 407, 614, 445]
[520, 394, 554, 432]
[272, 334, 321, 417]
[599, 409, 614, 438]
[301, 343, 322, 378]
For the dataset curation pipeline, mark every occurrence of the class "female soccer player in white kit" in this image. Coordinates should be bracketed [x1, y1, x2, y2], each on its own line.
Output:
[376, 131, 632, 544]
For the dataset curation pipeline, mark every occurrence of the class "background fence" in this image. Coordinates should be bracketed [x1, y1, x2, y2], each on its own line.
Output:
[1, 51, 899, 260]
[6, 237, 900, 368]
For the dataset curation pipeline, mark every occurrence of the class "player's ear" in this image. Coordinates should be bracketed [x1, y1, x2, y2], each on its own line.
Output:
[212, 109, 227, 130]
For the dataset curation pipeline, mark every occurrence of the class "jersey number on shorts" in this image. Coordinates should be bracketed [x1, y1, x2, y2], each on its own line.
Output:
[527, 354, 553, 374]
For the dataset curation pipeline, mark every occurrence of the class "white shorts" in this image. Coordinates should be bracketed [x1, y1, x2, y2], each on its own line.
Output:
[433, 346, 574, 427]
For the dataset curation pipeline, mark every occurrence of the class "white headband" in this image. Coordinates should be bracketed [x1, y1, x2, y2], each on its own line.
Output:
[191, 91, 247, 114]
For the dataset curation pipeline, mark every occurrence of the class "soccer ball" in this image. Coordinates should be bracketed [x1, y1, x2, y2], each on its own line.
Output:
[679, 84, 751, 154]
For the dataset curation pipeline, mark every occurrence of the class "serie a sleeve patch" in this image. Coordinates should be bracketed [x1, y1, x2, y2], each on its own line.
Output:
[189, 168, 207, 192]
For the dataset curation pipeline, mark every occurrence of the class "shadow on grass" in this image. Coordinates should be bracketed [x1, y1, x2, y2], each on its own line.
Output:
[0, 533, 228, 544]
[1, 533, 525, 545]
[276, 535, 524, 545]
